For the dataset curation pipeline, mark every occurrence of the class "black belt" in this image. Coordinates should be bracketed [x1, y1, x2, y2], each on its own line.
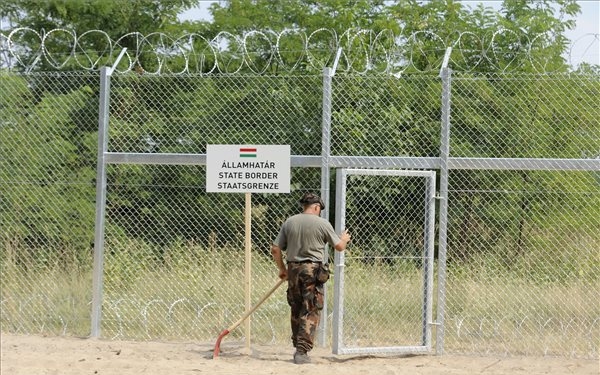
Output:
[288, 260, 321, 264]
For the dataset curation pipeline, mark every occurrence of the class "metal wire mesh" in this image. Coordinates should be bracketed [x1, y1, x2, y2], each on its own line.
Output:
[108, 74, 323, 155]
[331, 75, 441, 158]
[451, 73, 598, 159]
[1, 72, 100, 336]
[445, 73, 599, 358]
[445, 169, 599, 357]
[99, 73, 324, 340]
[100, 163, 319, 341]
[338, 173, 432, 349]
[1, 70, 598, 359]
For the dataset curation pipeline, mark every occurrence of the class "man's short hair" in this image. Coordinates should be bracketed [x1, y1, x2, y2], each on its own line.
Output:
[300, 193, 325, 210]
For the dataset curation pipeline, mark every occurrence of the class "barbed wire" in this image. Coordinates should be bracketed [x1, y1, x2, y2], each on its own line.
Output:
[1, 295, 597, 358]
[1, 28, 598, 74]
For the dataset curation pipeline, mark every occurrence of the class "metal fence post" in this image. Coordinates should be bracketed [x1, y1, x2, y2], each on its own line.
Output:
[318, 66, 333, 346]
[436, 61, 452, 355]
[91, 66, 111, 338]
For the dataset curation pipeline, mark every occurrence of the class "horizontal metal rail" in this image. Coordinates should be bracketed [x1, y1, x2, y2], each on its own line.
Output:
[105, 153, 599, 171]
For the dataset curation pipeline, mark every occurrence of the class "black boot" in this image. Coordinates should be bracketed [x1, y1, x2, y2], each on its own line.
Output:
[293, 350, 311, 364]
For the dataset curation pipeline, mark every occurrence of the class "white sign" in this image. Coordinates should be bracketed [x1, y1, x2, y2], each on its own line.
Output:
[206, 144, 290, 193]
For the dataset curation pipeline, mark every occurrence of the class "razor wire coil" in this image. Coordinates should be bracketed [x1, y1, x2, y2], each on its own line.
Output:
[1, 27, 598, 74]
[2, 295, 596, 358]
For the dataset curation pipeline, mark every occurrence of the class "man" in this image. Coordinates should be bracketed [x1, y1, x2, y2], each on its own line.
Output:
[271, 193, 351, 364]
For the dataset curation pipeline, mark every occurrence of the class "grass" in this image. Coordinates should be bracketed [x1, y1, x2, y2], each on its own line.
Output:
[1, 238, 598, 358]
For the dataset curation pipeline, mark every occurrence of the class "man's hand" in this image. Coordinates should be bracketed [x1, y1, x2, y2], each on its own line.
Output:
[335, 229, 351, 251]
[341, 229, 351, 243]
[278, 268, 288, 280]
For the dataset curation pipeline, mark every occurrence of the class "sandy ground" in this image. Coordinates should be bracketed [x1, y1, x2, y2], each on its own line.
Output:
[1, 332, 598, 375]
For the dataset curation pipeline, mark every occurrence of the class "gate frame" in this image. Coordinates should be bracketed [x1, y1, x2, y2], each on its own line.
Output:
[331, 168, 437, 355]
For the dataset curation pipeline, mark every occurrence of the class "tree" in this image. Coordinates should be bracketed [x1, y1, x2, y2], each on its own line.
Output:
[2, 0, 596, 271]
[0, 0, 201, 71]
[491, 0, 579, 72]
[1, 0, 584, 73]
[0, 72, 98, 268]
[206, 0, 581, 73]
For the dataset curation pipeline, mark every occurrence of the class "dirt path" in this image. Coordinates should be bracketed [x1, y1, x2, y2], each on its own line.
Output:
[1, 332, 598, 375]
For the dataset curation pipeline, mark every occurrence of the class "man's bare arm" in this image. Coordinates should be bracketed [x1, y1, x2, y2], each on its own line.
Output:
[334, 229, 351, 251]
[271, 244, 287, 279]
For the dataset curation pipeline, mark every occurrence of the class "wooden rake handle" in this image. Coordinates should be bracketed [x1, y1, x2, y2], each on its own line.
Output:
[213, 278, 286, 358]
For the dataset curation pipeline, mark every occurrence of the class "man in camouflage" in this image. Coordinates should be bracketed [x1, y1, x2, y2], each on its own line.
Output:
[271, 193, 351, 364]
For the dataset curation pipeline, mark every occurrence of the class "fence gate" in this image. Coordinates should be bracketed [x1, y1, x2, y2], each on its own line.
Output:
[331, 168, 437, 355]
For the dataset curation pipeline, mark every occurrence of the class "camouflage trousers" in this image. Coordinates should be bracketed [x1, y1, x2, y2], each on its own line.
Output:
[286, 262, 325, 353]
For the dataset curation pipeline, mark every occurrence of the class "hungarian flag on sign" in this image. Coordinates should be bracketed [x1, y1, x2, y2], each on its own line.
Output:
[239, 148, 257, 158]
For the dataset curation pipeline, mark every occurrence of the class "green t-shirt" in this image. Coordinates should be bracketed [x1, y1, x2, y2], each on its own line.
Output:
[274, 213, 341, 262]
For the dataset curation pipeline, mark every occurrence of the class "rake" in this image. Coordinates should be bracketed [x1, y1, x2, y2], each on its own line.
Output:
[212, 278, 286, 358]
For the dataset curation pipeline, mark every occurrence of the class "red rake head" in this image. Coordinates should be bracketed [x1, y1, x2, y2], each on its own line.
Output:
[212, 329, 230, 359]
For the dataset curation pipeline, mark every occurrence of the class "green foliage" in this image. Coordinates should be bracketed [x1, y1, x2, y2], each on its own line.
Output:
[332, 75, 440, 156]
[496, 0, 580, 72]
[0, 0, 202, 71]
[1, 2, 597, 281]
[210, 0, 395, 34]
[1, 73, 99, 266]
[2, 242, 597, 345]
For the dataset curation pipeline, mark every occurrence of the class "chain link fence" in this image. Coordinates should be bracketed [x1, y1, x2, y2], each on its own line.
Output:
[100, 73, 325, 342]
[332, 169, 436, 355]
[1, 70, 598, 358]
[1, 72, 100, 336]
[445, 73, 599, 357]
